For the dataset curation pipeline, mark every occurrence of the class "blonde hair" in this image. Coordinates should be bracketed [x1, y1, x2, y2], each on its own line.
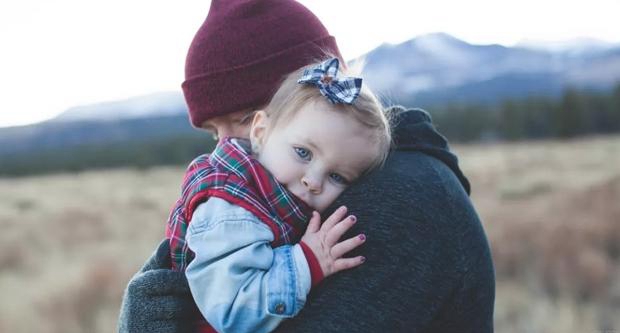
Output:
[264, 58, 392, 173]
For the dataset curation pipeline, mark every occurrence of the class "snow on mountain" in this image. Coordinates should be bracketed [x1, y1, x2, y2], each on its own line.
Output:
[29, 33, 620, 124]
[2, 33, 620, 158]
[361, 33, 620, 103]
[516, 37, 618, 56]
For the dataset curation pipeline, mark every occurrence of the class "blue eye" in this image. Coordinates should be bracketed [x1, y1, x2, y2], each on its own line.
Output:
[330, 173, 349, 185]
[294, 147, 312, 161]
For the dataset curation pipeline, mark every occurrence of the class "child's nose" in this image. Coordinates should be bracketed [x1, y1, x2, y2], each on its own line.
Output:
[301, 176, 322, 194]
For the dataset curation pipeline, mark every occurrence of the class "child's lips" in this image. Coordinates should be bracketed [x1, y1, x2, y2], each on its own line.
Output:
[298, 193, 311, 204]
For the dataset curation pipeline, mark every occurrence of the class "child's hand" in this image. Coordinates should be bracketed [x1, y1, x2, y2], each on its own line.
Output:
[300, 206, 366, 278]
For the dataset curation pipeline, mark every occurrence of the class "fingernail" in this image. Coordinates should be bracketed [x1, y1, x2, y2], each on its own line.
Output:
[359, 233, 366, 241]
[350, 215, 357, 222]
[360, 256, 366, 263]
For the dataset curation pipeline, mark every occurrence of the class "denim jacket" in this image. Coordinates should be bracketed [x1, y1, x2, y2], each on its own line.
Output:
[185, 197, 312, 333]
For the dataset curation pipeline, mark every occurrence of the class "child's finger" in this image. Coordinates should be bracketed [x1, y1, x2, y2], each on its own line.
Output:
[306, 211, 321, 233]
[333, 256, 366, 272]
[331, 233, 366, 259]
[321, 206, 348, 231]
[325, 215, 357, 246]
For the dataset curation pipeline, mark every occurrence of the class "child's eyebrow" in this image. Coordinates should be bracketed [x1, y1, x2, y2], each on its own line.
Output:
[295, 136, 322, 154]
[300, 137, 323, 156]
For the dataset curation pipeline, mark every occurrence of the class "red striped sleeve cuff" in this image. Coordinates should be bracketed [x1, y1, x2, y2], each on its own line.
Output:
[299, 241, 324, 287]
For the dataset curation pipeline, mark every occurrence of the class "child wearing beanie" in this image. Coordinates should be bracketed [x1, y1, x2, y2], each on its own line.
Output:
[168, 56, 390, 333]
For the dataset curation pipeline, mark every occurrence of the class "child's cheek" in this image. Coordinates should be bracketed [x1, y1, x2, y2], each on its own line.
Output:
[326, 186, 345, 206]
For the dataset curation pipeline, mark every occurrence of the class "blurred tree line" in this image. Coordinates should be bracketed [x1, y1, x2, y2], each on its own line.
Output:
[0, 134, 216, 177]
[1, 83, 619, 177]
[429, 83, 620, 142]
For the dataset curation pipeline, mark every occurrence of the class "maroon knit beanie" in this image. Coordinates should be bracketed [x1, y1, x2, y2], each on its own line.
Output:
[182, 0, 343, 128]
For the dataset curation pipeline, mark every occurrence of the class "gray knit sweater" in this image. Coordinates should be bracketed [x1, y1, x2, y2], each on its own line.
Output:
[117, 107, 495, 333]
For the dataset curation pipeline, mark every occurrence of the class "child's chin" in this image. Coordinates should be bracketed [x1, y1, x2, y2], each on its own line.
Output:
[309, 203, 326, 212]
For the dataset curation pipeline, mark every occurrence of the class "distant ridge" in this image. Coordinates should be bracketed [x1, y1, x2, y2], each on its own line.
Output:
[52, 91, 187, 123]
[1, 33, 619, 166]
[361, 32, 620, 105]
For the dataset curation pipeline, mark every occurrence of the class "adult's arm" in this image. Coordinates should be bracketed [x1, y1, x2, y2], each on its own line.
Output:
[117, 239, 197, 333]
[117, 107, 495, 333]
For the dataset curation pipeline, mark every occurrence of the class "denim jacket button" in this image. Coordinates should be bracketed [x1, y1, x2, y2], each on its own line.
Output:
[275, 303, 286, 314]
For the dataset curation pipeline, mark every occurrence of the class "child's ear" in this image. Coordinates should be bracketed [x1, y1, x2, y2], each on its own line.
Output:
[249, 110, 269, 151]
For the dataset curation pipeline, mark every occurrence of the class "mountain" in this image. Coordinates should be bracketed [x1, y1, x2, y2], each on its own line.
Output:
[0, 91, 194, 159]
[32, 33, 620, 125]
[0, 114, 198, 157]
[516, 37, 617, 55]
[52, 92, 187, 122]
[1, 33, 620, 174]
[360, 33, 620, 106]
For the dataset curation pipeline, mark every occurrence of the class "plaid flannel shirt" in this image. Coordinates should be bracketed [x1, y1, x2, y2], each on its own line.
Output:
[165, 137, 312, 272]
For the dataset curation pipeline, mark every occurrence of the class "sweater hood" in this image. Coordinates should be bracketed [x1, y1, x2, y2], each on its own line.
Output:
[388, 106, 471, 194]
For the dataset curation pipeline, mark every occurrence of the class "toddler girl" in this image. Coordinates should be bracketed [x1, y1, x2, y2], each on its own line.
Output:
[166, 57, 391, 333]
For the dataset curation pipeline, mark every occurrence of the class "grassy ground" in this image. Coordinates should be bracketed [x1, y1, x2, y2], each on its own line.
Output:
[454, 136, 620, 333]
[1, 135, 618, 332]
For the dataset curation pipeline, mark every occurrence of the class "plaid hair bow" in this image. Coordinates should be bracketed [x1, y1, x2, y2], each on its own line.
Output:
[297, 58, 362, 104]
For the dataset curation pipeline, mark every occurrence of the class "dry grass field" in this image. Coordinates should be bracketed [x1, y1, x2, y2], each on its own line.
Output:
[455, 136, 620, 333]
[1, 135, 618, 333]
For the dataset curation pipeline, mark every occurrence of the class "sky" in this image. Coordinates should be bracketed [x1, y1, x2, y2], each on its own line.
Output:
[0, 0, 618, 128]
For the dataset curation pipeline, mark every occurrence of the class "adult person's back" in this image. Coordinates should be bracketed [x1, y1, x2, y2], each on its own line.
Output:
[117, 107, 495, 332]
[274, 107, 495, 332]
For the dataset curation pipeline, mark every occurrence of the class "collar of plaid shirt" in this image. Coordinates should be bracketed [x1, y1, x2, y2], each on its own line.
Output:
[166, 137, 312, 271]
